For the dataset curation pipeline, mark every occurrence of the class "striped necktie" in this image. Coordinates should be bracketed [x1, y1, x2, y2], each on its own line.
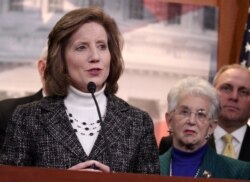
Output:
[222, 134, 236, 159]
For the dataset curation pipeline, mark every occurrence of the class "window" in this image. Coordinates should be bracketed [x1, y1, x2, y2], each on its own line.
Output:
[9, 0, 23, 11]
[89, 0, 104, 8]
[74, 0, 88, 7]
[203, 6, 217, 30]
[167, 3, 181, 25]
[48, 0, 63, 13]
[129, 0, 143, 20]
[128, 98, 160, 120]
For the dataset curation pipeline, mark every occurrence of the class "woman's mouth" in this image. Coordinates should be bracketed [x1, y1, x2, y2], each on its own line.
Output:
[88, 68, 102, 76]
[184, 129, 196, 135]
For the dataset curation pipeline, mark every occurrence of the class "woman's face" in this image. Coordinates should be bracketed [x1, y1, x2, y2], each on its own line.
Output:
[167, 94, 217, 152]
[65, 22, 111, 92]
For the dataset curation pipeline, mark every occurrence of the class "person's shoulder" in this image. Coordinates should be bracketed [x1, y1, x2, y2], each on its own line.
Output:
[160, 136, 172, 143]
[159, 148, 171, 158]
[0, 95, 34, 114]
[0, 90, 43, 109]
[159, 136, 173, 155]
[0, 95, 31, 107]
[159, 148, 172, 165]
[203, 146, 250, 179]
[10, 96, 63, 122]
[215, 153, 250, 178]
[17, 95, 62, 110]
[218, 154, 250, 166]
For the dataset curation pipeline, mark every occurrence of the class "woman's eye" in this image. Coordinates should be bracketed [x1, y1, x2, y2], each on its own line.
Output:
[197, 113, 206, 118]
[180, 109, 189, 115]
[99, 44, 107, 50]
[76, 45, 86, 51]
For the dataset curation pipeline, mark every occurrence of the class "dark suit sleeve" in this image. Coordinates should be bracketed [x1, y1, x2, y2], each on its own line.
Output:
[159, 136, 173, 155]
[239, 126, 250, 162]
[159, 137, 167, 155]
[134, 112, 160, 174]
[0, 101, 18, 149]
[0, 111, 5, 149]
[0, 90, 43, 150]
[0, 105, 33, 166]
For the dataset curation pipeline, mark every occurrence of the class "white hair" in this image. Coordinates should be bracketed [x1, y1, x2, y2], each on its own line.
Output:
[167, 77, 219, 120]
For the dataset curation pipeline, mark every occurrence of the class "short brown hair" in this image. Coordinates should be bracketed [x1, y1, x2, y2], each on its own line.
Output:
[45, 7, 124, 96]
[213, 64, 250, 86]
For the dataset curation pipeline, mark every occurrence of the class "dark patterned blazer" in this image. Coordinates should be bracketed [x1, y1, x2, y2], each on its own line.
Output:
[0, 90, 43, 149]
[0, 94, 160, 174]
[160, 145, 250, 179]
[159, 125, 250, 162]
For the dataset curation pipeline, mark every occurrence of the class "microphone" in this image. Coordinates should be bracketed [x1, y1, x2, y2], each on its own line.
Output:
[87, 82, 96, 94]
[87, 82, 112, 171]
[87, 82, 102, 126]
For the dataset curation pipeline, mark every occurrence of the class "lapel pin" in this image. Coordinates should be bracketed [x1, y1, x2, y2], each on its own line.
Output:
[202, 170, 212, 178]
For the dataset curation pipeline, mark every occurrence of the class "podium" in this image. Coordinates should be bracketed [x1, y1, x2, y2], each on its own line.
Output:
[0, 165, 248, 182]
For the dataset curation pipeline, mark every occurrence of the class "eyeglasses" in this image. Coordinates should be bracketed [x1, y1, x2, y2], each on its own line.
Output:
[173, 107, 210, 122]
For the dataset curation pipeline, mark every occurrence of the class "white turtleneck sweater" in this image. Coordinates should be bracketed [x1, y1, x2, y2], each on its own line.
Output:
[64, 85, 107, 156]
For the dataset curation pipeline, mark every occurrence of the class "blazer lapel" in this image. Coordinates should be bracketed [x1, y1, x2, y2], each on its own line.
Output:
[88, 95, 128, 163]
[39, 97, 87, 161]
[208, 135, 216, 149]
[198, 146, 216, 178]
[160, 148, 171, 175]
[239, 126, 250, 161]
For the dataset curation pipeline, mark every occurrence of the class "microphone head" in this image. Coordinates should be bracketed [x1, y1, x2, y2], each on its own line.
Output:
[87, 82, 96, 93]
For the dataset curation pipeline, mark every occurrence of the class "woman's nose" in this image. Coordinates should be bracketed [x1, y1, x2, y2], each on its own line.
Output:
[187, 113, 196, 125]
[89, 48, 100, 62]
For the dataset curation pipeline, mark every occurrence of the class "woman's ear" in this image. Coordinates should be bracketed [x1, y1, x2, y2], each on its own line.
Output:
[165, 112, 172, 128]
[165, 112, 174, 135]
[208, 119, 218, 135]
[37, 59, 46, 78]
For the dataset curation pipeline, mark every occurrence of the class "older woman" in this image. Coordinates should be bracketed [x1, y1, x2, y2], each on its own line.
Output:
[0, 7, 159, 174]
[160, 77, 250, 179]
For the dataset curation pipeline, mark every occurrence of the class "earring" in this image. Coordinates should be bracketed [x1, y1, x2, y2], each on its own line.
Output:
[168, 128, 173, 135]
[205, 133, 211, 140]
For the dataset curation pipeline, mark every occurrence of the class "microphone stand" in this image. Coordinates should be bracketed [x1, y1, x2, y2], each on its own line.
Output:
[87, 82, 112, 172]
